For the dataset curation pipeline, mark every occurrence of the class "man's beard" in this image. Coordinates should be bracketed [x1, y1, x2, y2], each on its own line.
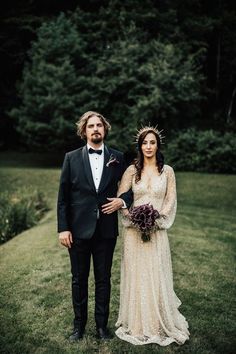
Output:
[91, 135, 103, 144]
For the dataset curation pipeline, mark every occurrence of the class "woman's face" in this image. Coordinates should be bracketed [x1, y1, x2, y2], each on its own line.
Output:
[141, 132, 158, 158]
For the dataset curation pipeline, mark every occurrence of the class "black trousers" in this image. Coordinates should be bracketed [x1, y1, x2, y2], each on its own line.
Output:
[68, 221, 116, 330]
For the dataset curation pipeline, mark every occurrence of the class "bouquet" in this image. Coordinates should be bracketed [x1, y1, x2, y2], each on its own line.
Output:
[130, 203, 160, 242]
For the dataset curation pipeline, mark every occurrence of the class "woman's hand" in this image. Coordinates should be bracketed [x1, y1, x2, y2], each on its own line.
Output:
[122, 208, 131, 218]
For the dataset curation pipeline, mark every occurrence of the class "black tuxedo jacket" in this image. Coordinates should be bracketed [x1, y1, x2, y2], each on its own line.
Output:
[57, 145, 132, 239]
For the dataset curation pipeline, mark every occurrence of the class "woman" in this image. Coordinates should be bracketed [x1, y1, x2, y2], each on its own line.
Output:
[115, 126, 190, 346]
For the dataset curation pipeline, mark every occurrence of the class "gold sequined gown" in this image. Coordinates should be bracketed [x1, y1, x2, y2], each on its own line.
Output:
[115, 165, 190, 346]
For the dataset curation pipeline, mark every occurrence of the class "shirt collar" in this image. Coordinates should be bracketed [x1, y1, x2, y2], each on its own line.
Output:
[87, 143, 104, 153]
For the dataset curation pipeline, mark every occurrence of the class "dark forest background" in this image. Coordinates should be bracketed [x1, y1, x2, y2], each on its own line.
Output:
[0, 0, 235, 171]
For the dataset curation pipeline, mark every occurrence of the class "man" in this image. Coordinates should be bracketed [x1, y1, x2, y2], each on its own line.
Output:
[57, 111, 132, 341]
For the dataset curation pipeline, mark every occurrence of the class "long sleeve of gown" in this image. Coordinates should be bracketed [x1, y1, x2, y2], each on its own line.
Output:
[117, 165, 135, 227]
[118, 165, 135, 196]
[155, 165, 177, 230]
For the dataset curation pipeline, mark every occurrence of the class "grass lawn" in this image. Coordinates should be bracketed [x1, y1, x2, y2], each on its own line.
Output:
[0, 154, 235, 354]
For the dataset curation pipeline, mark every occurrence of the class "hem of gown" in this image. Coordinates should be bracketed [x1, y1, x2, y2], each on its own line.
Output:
[115, 326, 189, 346]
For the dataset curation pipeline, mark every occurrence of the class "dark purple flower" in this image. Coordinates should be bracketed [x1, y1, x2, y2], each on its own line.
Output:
[130, 203, 160, 242]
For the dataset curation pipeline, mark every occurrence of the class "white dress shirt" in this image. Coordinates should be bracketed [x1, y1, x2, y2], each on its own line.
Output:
[87, 143, 104, 192]
[87, 143, 127, 210]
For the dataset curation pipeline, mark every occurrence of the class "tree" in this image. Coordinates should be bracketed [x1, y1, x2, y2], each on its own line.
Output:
[10, 14, 85, 150]
[91, 29, 202, 151]
[2, 0, 236, 150]
[11, 6, 202, 152]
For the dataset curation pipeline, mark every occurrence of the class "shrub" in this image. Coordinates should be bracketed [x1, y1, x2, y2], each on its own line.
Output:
[165, 129, 236, 173]
[0, 189, 49, 244]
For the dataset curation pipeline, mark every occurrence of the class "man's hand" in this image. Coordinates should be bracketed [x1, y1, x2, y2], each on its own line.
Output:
[102, 197, 124, 214]
[59, 231, 73, 248]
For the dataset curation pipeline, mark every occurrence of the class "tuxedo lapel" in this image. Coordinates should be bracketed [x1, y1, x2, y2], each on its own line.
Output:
[98, 145, 112, 193]
[82, 146, 97, 193]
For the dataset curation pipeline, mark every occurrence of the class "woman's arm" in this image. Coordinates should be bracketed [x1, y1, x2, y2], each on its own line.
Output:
[155, 166, 177, 230]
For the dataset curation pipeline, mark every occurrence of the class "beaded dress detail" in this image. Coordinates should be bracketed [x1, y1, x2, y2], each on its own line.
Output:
[115, 164, 190, 346]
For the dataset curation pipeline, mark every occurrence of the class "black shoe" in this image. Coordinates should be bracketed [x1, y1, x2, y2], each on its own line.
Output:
[96, 327, 112, 340]
[69, 328, 84, 341]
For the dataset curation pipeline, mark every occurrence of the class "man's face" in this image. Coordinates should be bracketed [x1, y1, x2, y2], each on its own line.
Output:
[85, 115, 105, 146]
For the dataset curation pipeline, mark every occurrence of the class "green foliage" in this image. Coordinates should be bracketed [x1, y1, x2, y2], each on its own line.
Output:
[0, 189, 48, 244]
[165, 128, 236, 173]
[2, 1, 236, 150]
[92, 28, 202, 151]
[10, 14, 84, 151]
[11, 6, 203, 152]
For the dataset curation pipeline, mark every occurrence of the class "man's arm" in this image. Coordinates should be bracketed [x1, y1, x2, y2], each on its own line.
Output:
[119, 189, 133, 209]
[101, 189, 133, 215]
[57, 154, 73, 248]
[102, 153, 134, 214]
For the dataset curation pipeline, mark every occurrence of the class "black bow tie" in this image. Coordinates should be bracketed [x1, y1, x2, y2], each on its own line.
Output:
[88, 148, 102, 155]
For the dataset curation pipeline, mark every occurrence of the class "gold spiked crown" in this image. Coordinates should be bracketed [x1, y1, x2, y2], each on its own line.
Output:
[135, 124, 165, 144]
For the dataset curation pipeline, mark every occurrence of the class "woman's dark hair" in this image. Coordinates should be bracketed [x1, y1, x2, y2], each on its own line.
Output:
[134, 129, 164, 183]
